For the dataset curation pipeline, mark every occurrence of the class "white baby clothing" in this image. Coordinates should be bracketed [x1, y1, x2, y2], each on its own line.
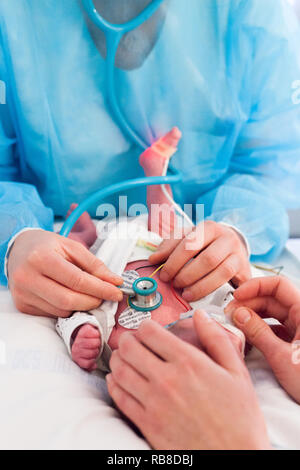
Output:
[56, 216, 245, 372]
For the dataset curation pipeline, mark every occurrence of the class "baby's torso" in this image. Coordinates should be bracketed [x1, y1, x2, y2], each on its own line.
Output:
[108, 259, 190, 350]
[90, 218, 244, 355]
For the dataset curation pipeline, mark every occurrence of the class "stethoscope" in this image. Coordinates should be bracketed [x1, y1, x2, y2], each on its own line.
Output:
[60, 0, 185, 313]
[82, 0, 165, 150]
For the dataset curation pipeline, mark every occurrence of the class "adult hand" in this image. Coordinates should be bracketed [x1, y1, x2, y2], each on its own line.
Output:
[106, 311, 270, 450]
[226, 276, 300, 404]
[7, 230, 123, 318]
[149, 221, 251, 301]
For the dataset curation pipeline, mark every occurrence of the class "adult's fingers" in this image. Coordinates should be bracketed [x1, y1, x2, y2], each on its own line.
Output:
[12, 286, 72, 318]
[62, 237, 123, 285]
[148, 235, 183, 265]
[231, 261, 252, 287]
[154, 222, 219, 283]
[135, 319, 195, 363]
[117, 332, 165, 381]
[13, 303, 54, 318]
[27, 273, 102, 312]
[173, 234, 235, 288]
[193, 310, 244, 373]
[286, 304, 300, 337]
[110, 350, 149, 403]
[232, 307, 288, 366]
[234, 277, 300, 309]
[106, 373, 146, 426]
[39, 254, 123, 302]
[226, 297, 288, 324]
[182, 253, 241, 302]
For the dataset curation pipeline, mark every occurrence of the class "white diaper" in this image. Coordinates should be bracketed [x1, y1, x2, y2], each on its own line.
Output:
[56, 216, 245, 372]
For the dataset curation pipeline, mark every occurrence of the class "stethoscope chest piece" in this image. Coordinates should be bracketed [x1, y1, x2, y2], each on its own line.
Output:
[129, 277, 162, 312]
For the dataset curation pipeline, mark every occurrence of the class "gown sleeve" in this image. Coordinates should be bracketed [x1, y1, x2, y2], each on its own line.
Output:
[0, 44, 53, 286]
[200, 0, 300, 262]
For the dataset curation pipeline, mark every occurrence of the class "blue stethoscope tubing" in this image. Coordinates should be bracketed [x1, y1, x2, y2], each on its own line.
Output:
[82, 0, 164, 149]
[60, 0, 183, 238]
[60, 170, 181, 237]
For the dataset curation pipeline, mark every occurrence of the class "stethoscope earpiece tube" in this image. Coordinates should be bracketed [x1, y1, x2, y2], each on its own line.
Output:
[82, 0, 165, 149]
[60, 170, 181, 237]
[60, 0, 183, 238]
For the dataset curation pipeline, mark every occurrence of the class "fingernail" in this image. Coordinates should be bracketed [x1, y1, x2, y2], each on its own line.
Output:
[160, 272, 169, 282]
[233, 308, 252, 325]
[182, 290, 193, 301]
[116, 290, 123, 301]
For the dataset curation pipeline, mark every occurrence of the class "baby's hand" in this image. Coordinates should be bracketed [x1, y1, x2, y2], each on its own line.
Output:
[226, 276, 300, 403]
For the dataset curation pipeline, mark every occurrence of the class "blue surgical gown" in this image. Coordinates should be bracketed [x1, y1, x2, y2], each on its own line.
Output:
[1, 0, 300, 285]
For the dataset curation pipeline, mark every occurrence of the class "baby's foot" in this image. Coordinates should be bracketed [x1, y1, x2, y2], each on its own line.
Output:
[71, 324, 101, 371]
[139, 127, 182, 177]
[67, 203, 97, 248]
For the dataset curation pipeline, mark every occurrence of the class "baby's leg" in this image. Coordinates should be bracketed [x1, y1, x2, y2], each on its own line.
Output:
[66, 203, 97, 248]
[70, 129, 183, 371]
[61, 204, 99, 370]
[139, 128, 181, 237]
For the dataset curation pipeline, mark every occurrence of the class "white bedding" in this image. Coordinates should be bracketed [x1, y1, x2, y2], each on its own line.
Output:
[0, 288, 149, 450]
[1, 247, 300, 450]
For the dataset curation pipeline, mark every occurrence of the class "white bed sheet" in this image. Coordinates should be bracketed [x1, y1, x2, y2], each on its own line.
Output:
[1, 245, 300, 450]
[0, 288, 149, 450]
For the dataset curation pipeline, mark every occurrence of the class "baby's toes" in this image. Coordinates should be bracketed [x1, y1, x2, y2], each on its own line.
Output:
[72, 324, 100, 343]
[76, 337, 101, 350]
[71, 324, 102, 370]
[78, 347, 100, 360]
[78, 324, 100, 340]
[72, 342, 100, 370]
[76, 357, 98, 371]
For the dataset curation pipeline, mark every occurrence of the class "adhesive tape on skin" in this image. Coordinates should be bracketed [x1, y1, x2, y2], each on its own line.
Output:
[118, 307, 151, 330]
[119, 270, 140, 295]
[118, 270, 152, 329]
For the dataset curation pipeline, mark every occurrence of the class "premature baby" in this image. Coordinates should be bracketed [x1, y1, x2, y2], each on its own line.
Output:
[56, 128, 245, 372]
